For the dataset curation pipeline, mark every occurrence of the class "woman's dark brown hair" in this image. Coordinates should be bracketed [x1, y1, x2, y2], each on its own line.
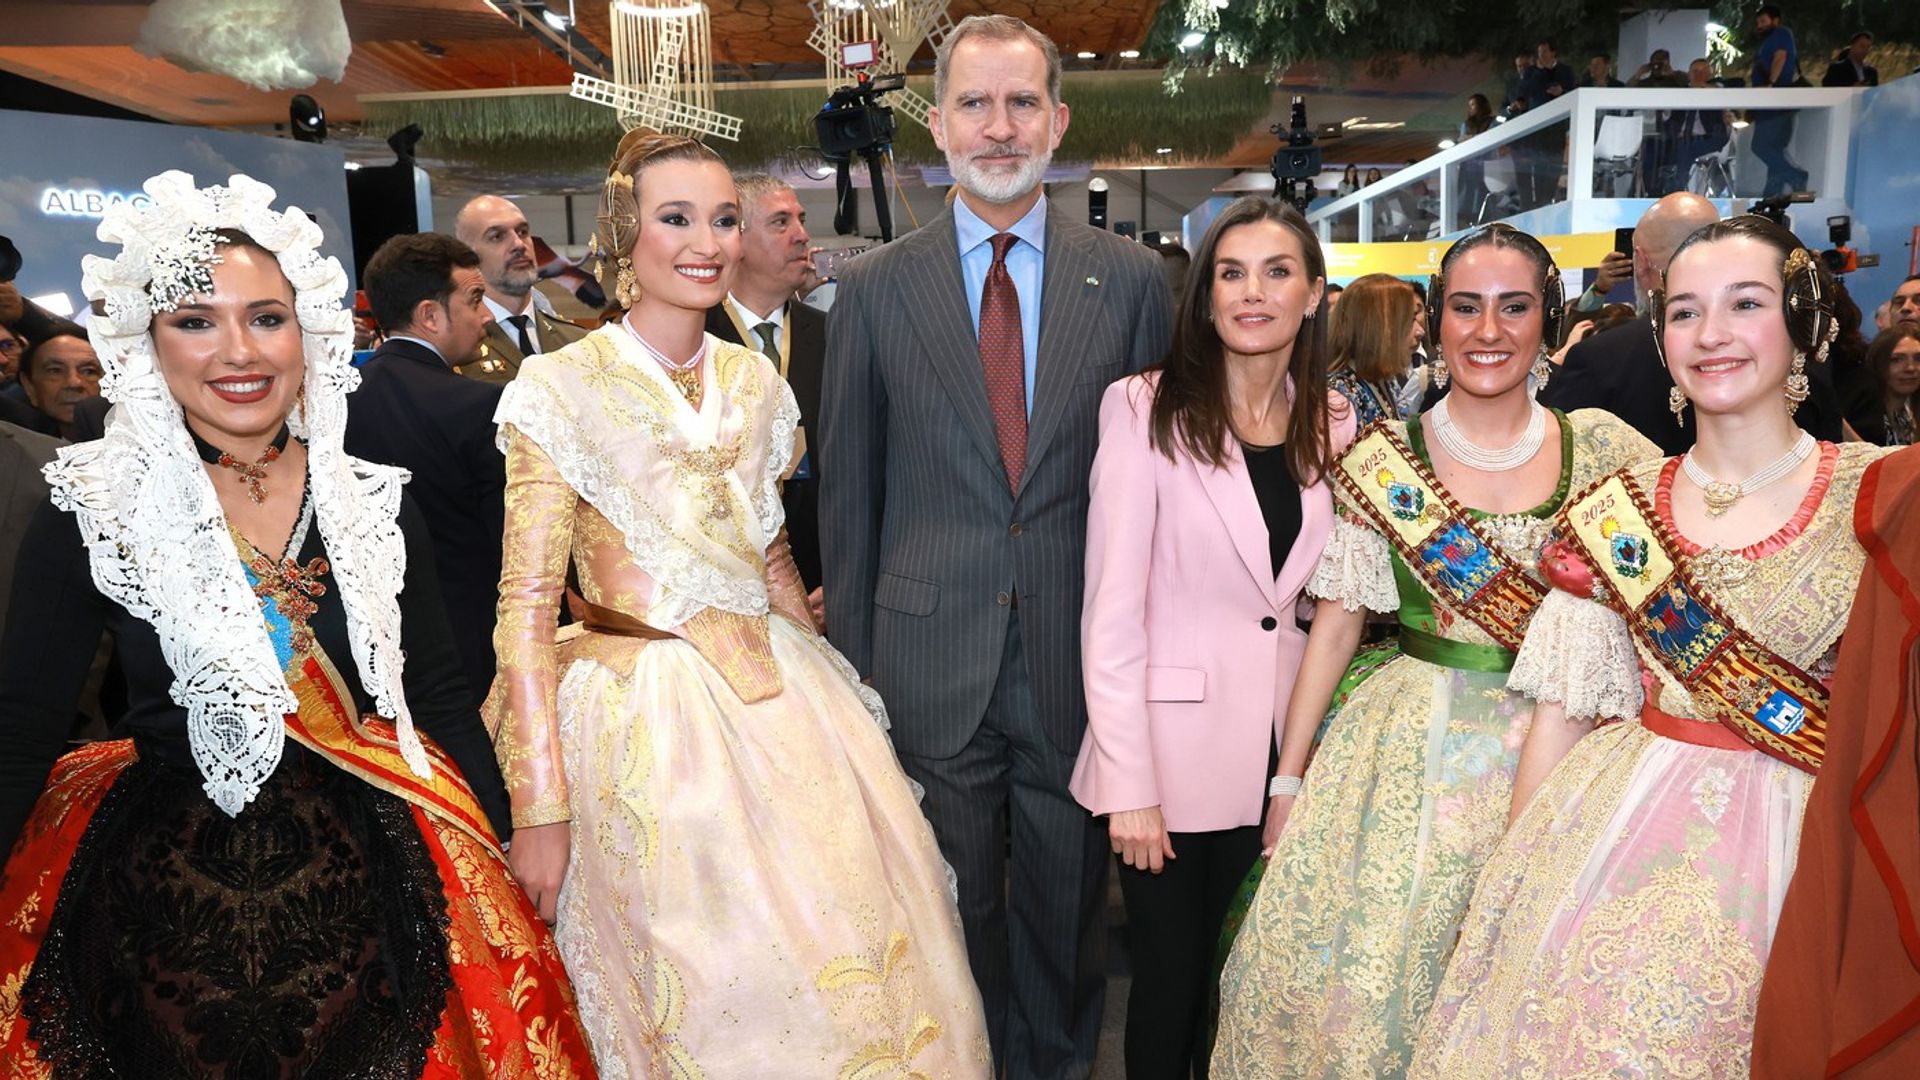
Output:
[1148, 195, 1334, 485]
[1868, 323, 1920, 398]
[1328, 273, 1418, 383]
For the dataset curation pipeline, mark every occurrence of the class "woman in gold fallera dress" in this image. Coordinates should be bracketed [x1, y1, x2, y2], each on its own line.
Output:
[1408, 218, 1888, 1079]
[1211, 225, 1658, 1079]
[486, 131, 989, 1076]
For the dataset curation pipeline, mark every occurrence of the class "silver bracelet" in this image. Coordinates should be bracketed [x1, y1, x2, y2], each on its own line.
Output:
[1268, 775, 1303, 798]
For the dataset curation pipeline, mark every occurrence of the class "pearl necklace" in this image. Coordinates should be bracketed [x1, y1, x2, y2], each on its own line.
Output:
[1428, 397, 1548, 473]
[620, 315, 706, 406]
[1681, 431, 1815, 516]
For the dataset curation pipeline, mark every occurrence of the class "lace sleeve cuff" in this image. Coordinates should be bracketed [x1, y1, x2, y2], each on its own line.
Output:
[1306, 515, 1400, 613]
[1509, 588, 1643, 721]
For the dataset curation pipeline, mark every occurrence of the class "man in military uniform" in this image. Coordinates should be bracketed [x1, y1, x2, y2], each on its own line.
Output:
[451, 194, 588, 382]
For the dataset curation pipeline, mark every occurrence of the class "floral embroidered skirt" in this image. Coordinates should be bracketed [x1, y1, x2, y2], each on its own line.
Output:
[0, 739, 595, 1079]
[550, 615, 991, 1077]
[1409, 720, 1812, 1080]
[1212, 656, 1533, 1080]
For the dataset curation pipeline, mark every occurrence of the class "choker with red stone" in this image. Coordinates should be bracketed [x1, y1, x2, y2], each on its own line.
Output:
[191, 423, 292, 504]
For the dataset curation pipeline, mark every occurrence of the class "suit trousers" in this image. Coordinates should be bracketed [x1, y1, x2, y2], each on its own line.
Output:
[1115, 824, 1264, 1080]
[899, 611, 1110, 1080]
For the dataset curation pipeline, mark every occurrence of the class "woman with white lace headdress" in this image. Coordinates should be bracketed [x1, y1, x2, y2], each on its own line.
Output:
[487, 130, 989, 1075]
[0, 171, 596, 1077]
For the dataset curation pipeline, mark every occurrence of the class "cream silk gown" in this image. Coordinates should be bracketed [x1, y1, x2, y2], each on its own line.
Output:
[487, 326, 991, 1077]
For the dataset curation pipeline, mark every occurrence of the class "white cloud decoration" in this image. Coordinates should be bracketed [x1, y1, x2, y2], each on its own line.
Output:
[136, 0, 352, 91]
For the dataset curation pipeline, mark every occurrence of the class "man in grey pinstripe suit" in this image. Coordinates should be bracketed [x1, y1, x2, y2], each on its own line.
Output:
[819, 16, 1172, 1078]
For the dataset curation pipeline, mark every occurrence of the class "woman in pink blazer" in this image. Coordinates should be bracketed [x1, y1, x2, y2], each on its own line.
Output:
[1071, 197, 1354, 1079]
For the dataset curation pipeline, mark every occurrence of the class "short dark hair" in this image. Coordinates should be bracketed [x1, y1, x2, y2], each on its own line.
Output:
[1851, 31, 1874, 45]
[1591, 52, 1611, 64]
[20, 320, 88, 379]
[1757, 5, 1783, 21]
[1536, 38, 1557, 52]
[363, 233, 481, 334]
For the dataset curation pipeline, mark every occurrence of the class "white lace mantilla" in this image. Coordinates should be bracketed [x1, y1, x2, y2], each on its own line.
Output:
[495, 327, 798, 631]
[48, 170, 427, 816]
[1508, 587, 1645, 722]
[1306, 514, 1401, 613]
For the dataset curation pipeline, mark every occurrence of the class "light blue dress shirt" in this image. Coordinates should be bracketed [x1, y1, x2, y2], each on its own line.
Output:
[955, 194, 1047, 416]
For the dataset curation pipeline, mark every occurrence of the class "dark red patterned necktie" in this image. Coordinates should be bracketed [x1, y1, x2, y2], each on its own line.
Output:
[979, 232, 1027, 491]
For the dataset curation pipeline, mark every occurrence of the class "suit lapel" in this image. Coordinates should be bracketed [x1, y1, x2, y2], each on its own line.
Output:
[704, 305, 744, 346]
[903, 210, 1007, 483]
[1195, 445, 1280, 609]
[1022, 208, 1097, 493]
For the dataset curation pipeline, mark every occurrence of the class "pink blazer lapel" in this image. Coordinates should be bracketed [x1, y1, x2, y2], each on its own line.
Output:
[1195, 444, 1280, 611]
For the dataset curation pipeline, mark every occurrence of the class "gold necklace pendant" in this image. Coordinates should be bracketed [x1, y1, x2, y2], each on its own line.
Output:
[668, 363, 702, 408]
[1701, 480, 1742, 516]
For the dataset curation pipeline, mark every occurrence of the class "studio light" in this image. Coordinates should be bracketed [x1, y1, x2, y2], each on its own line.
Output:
[1088, 177, 1109, 230]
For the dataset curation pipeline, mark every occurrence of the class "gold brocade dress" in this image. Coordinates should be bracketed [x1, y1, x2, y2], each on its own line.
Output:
[487, 327, 990, 1078]
[1211, 409, 1658, 1080]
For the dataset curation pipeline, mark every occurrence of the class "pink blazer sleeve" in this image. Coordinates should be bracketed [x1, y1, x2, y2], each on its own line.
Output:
[1075, 378, 1162, 815]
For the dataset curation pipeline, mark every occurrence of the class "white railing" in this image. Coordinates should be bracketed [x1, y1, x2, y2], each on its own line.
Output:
[1308, 85, 1862, 243]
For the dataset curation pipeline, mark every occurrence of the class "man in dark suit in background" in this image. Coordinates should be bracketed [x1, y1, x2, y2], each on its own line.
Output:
[452, 195, 589, 383]
[704, 173, 828, 617]
[344, 233, 503, 708]
[1822, 32, 1879, 87]
[1546, 192, 1842, 453]
[1, 419, 60, 632]
[821, 15, 1171, 1078]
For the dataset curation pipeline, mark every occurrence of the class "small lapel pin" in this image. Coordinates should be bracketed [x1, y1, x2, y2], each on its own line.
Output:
[1086, 275, 1100, 286]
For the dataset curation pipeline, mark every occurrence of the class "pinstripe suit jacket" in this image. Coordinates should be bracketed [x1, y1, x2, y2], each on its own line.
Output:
[820, 204, 1173, 758]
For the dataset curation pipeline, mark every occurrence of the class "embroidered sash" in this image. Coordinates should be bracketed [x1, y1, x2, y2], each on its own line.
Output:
[1561, 471, 1828, 772]
[284, 651, 505, 860]
[1333, 422, 1547, 652]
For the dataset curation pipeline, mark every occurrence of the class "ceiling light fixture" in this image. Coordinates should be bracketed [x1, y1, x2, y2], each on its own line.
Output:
[1119, 50, 1140, 59]
[1438, 139, 1456, 149]
[1179, 31, 1206, 50]
[1076, 51, 1096, 59]
[542, 9, 570, 31]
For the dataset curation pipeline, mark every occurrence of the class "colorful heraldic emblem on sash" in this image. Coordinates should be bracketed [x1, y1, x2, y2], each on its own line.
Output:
[1562, 471, 1830, 771]
[1335, 422, 1547, 652]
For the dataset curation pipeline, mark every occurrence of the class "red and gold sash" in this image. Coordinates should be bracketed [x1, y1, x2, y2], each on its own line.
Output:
[284, 651, 504, 860]
[1562, 470, 1829, 772]
[1333, 421, 1547, 651]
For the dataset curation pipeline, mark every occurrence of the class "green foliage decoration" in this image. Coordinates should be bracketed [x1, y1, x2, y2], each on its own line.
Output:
[1144, 0, 1920, 84]
[363, 71, 1272, 177]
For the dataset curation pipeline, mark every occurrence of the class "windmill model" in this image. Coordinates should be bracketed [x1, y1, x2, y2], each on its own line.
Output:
[805, 0, 954, 130]
[570, 1, 742, 141]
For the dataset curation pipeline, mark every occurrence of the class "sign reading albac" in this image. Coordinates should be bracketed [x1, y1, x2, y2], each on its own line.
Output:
[40, 188, 155, 218]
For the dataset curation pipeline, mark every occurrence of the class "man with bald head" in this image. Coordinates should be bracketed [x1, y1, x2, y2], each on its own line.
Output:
[1546, 191, 1841, 451]
[450, 194, 587, 383]
[1545, 193, 1724, 453]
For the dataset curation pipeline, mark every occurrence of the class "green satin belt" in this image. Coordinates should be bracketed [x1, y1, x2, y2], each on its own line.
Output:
[1398, 625, 1517, 674]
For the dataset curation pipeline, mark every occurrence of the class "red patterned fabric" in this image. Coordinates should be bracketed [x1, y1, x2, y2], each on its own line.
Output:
[979, 231, 1028, 490]
[0, 735, 597, 1079]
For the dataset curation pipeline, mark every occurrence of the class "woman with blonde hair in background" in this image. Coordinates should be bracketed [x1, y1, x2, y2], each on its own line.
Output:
[487, 129, 988, 1075]
[1325, 272, 1422, 427]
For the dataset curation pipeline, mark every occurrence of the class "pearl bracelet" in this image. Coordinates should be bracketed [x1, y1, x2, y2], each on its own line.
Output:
[1268, 775, 1303, 798]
